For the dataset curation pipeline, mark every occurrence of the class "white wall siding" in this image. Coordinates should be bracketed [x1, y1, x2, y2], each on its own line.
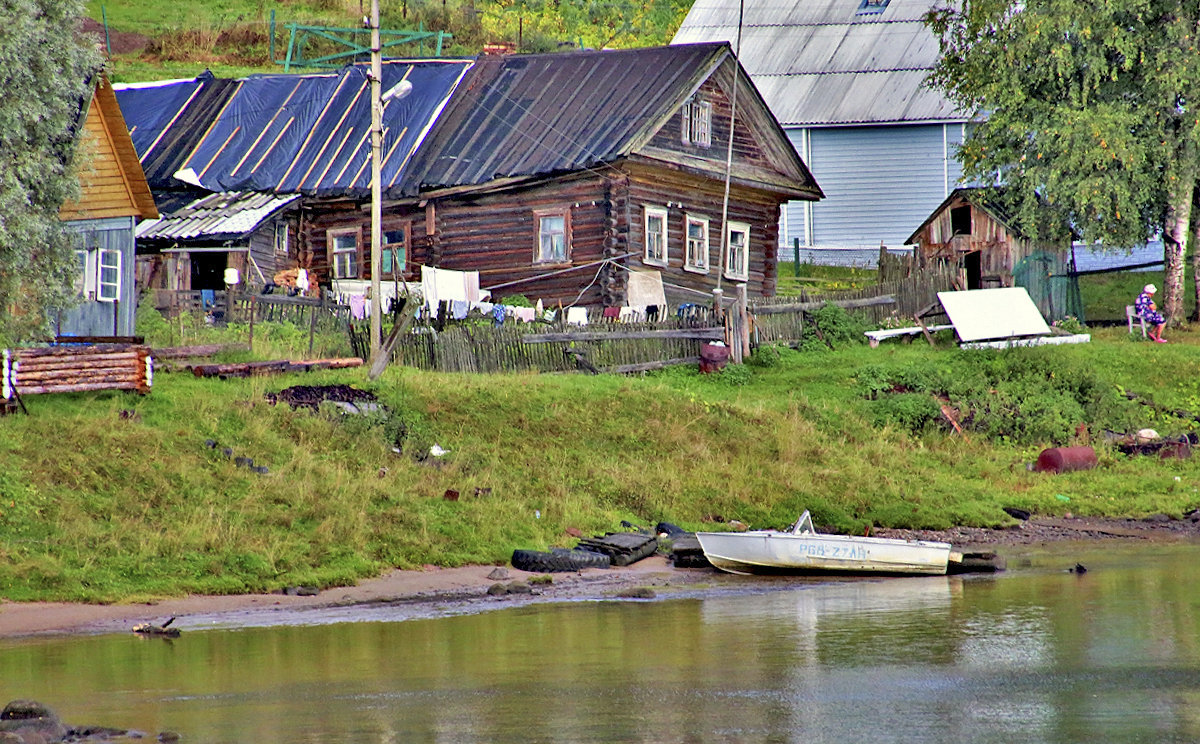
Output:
[780, 123, 965, 255]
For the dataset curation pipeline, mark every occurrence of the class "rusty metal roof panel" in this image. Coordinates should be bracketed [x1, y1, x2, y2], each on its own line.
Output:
[406, 44, 727, 193]
[672, 0, 968, 125]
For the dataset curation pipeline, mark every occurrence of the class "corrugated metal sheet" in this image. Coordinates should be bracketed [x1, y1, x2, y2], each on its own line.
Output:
[407, 44, 730, 192]
[672, 0, 968, 125]
[136, 191, 299, 241]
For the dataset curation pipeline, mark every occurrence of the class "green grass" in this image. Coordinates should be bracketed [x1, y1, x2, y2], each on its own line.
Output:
[5, 311, 1200, 603]
[776, 262, 878, 296]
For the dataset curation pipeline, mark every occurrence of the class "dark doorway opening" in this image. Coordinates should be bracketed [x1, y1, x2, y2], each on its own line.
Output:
[964, 250, 982, 290]
[191, 252, 227, 290]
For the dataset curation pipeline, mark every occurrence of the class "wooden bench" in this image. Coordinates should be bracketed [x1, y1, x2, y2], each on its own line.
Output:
[864, 324, 954, 347]
[1126, 305, 1147, 338]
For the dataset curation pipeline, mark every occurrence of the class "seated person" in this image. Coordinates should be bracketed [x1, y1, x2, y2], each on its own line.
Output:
[1135, 283, 1167, 343]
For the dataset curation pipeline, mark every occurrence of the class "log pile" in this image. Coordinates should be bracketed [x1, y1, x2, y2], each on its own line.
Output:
[3, 345, 152, 399]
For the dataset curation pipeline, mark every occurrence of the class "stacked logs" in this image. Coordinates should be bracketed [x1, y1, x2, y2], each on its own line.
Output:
[187, 357, 362, 378]
[3, 345, 153, 399]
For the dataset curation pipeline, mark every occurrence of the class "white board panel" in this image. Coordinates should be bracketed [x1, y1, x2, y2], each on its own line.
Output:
[937, 288, 1050, 342]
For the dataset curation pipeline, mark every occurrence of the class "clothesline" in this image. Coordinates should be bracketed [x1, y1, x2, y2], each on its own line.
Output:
[483, 252, 637, 292]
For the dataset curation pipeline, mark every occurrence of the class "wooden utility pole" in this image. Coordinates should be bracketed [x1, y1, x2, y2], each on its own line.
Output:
[369, 0, 383, 358]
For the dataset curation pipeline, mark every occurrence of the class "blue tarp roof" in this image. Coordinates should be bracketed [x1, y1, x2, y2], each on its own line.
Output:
[115, 60, 472, 197]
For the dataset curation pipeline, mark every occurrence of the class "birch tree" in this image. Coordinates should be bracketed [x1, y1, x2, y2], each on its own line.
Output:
[926, 0, 1200, 321]
[0, 0, 99, 343]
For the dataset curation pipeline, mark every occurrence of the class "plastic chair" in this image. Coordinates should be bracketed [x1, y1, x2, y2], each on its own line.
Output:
[1126, 305, 1147, 338]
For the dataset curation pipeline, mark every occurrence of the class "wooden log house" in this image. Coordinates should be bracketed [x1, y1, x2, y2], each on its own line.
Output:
[305, 43, 823, 307]
[115, 46, 821, 308]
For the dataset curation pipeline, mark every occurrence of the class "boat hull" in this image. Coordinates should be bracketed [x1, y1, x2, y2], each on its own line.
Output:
[695, 530, 952, 576]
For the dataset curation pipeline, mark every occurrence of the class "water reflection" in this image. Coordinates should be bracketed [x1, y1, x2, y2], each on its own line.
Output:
[5, 542, 1200, 743]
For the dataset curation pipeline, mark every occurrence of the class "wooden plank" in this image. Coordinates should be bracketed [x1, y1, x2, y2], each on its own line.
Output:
[752, 295, 896, 315]
[54, 335, 145, 345]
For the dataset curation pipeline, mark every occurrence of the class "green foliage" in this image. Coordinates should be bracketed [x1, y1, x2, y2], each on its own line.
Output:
[797, 303, 868, 352]
[924, 0, 1200, 317]
[871, 392, 941, 433]
[1051, 315, 1086, 334]
[0, 0, 101, 343]
[860, 348, 1145, 444]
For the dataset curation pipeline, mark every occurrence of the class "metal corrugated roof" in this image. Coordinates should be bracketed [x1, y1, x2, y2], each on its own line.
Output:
[406, 44, 731, 192]
[136, 191, 300, 241]
[672, 0, 968, 125]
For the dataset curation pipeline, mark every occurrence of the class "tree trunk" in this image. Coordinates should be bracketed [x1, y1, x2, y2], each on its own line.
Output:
[1163, 178, 1194, 322]
[1193, 183, 1200, 321]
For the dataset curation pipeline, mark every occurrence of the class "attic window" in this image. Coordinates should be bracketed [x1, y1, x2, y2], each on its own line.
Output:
[951, 205, 972, 236]
[681, 99, 712, 147]
[856, 0, 889, 14]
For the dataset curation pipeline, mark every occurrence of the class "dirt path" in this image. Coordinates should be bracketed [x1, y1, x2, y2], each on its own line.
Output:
[3, 516, 1196, 639]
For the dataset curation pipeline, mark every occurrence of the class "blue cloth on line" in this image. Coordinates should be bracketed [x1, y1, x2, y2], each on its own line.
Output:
[200, 289, 216, 308]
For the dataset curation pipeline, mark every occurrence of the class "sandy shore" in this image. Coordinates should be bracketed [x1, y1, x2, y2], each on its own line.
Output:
[3, 515, 1196, 640]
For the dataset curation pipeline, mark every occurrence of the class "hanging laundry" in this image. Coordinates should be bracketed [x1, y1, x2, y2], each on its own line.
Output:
[618, 306, 638, 322]
[602, 306, 621, 319]
[348, 294, 367, 319]
[512, 306, 537, 323]
[566, 307, 589, 325]
[421, 265, 482, 311]
[450, 300, 470, 319]
[491, 304, 507, 325]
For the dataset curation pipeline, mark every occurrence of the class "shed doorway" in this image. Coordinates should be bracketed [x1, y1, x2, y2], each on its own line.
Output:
[190, 252, 227, 290]
[964, 250, 982, 290]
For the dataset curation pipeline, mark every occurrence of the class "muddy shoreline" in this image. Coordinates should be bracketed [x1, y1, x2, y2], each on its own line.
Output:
[2, 515, 1195, 640]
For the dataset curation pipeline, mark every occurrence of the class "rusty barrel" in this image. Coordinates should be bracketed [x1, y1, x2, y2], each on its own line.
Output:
[1032, 446, 1097, 474]
[699, 342, 730, 373]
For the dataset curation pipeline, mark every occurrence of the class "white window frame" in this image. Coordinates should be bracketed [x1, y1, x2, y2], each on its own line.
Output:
[534, 209, 570, 264]
[97, 248, 121, 302]
[724, 221, 750, 282]
[75, 249, 91, 298]
[681, 100, 712, 147]
[274, 221, 290, 259]
[643, 206, 668, 267]
[329, 229, 359, 280]
[684, 214, 710, 274]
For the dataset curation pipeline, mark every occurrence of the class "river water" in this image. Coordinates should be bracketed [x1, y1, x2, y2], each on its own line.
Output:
[5, 541, 1200, 743]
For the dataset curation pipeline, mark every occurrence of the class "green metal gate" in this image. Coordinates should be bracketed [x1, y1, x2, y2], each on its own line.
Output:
[1012, 251, 1084, 323]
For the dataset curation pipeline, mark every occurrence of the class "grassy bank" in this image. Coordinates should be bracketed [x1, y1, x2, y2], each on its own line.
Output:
[3, 317, 1200, 603]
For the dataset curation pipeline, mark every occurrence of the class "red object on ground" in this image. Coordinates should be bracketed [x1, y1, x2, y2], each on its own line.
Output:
[699, 343, 730, 373]
[1032, 446, 1098, 473]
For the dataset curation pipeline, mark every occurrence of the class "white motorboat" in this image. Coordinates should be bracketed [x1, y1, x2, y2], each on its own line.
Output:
[695, 511, 953, 576]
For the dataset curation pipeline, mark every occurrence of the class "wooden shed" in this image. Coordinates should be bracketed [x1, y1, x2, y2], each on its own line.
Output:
[57, 73, 158, 337]
[905, 187, 1069, 291]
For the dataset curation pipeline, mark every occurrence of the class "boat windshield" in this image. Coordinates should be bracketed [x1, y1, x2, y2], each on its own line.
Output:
[789, 510, 817, 535]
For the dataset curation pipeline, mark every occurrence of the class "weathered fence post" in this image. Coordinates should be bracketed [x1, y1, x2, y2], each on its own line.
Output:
[248, 294, 256, 351]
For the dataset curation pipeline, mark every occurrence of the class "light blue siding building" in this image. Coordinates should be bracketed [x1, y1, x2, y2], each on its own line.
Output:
[672, 0, 972, 259]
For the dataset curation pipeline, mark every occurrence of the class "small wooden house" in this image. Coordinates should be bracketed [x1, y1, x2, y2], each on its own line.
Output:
[905, 187, 1070, 290]
[58, 74, 158, 337]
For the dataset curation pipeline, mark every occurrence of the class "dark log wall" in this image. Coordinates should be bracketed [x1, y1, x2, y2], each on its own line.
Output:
[425, 174, 614, 305]
[303, 166, 784, 304]
[644, 76, 772, 172]
[623, 161, 780, 299]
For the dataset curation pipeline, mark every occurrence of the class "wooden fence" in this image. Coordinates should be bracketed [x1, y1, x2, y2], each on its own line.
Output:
[388, 315, 723, 374]
[750, 266, 958, 345]
[152, 289, 353, 331]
